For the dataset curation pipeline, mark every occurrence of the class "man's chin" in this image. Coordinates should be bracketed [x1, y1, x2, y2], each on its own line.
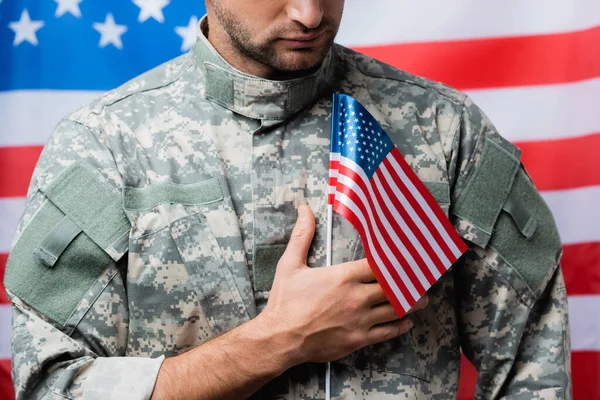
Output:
[270, 49, 330, 74]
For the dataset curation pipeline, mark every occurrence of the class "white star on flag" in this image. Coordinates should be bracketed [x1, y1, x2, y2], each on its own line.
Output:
[133, 0, 170, 23]
[9, 9, 45, 46]
[93, 13, 128, 50]
[175, 16, 199, 52]
[54, 0, 83, 18]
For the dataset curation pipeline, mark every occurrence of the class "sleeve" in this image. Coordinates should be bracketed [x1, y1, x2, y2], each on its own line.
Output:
[5, 118, 164, 400]
[449, 97, 572, 399]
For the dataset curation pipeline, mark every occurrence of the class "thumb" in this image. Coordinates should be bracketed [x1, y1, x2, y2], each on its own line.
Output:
[280, 204, 315, 266]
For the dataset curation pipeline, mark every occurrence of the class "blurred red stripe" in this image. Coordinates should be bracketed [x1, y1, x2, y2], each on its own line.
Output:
[516, 133, 600, 192]
[0, 358, 13, 400]
[562, 243, 600, 296]
[0, 254, 8, 305]
[353, 26, 600, 90]
[458, 354, 477, 400]
[572, 352, 600, 399]
[0, 146, 42, 198]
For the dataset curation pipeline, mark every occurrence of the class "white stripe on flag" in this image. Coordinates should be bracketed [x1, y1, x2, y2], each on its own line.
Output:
[0, 305, 11, 359]
[0, 198, 25, 253]
[569, 295, 600, 351]
[466, 77, 600, 143]
[0, 90, 102, 147]
[338, 0, 600, 46]
[542, 186, 600, 245]
[333, 189, 411, 311]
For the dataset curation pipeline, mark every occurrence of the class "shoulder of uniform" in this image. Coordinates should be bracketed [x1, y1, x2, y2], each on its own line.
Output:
[65, 53, 194, 125]
[334, 44, 468, 107]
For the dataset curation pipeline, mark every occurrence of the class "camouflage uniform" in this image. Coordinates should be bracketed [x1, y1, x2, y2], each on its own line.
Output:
[5, 16, 571, 400]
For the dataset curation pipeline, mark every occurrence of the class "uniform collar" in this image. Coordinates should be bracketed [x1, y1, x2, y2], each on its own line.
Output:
[192, 15, 335, 121]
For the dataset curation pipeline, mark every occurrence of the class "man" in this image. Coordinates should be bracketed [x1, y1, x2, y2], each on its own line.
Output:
[5, 0, 571, 399]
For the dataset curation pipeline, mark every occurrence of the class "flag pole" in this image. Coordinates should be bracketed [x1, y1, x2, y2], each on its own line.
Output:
[325, 93, 338, 400]
[325, 203, 333, 400]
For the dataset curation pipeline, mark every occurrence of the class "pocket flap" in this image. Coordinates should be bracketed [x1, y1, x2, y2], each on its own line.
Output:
[123, 178, 223, 211]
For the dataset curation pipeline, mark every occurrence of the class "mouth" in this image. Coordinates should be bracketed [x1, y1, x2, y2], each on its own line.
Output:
[279, 30, 327, 49]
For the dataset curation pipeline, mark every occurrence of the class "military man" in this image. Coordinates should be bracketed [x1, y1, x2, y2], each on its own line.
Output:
[5, 0, 571, 399]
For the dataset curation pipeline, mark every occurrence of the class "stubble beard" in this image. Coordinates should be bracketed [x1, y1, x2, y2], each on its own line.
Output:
[212, 2, 338, 75]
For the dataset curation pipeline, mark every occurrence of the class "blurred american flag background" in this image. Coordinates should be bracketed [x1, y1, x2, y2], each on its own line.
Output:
[1, 1, 599, 398]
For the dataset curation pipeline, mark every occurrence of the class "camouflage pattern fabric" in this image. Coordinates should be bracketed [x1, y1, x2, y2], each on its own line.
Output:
[5, 16, 571, 399]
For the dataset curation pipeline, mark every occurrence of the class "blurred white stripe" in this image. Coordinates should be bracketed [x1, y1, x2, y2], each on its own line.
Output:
[0, 305, 11, 359]
[569, 295, 600, 351]
[338, 0, 600, 46]
[0, 90, 101, 147]
[0, 294, 596, 358]
[0, 186, 598, 253]
[0, 199, 25, 254]
[2, 79, 599, 148]
[542, 186, 600, 246]
[466, 78, 600, 143]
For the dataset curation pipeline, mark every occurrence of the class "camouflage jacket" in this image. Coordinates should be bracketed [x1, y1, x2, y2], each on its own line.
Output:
[5, 17, 571, 400]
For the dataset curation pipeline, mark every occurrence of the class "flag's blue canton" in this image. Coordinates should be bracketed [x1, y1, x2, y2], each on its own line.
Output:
[0, 1, 206, 91]
[330, 93, 394, 179]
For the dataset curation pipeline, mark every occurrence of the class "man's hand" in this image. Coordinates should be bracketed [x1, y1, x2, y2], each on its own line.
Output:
[257, 204, 428, 365]
[152, 204, 428, 400]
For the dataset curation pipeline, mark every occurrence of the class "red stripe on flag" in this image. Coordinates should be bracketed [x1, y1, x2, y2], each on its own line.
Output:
[516, 132, 600, 191]
[353, 26, 600, 90]
[0, 146, 42, 198]
[0, 358, 14, 400]
[0, 254, 9, 305]
[562, 242, 600, 296]
[332, 199, 408, 315]
[337, 163, 431, 293]
[572, 351, 600, 400]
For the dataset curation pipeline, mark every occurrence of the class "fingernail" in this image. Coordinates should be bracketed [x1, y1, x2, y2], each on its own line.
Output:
[419, 295, 429, 307]
[405, 320, 413, 330]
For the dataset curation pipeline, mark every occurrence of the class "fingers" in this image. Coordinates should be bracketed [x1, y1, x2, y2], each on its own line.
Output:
[365, 302, 399, 326]
[364, 293, 428, 325]
[365, 318, 413, 346]
[363, 282, 388, 305]
[279, 205, 315, 266]
[343, 259, 375, 283]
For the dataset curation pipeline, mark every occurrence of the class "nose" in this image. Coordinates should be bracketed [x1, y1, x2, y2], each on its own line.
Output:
[286, 0, 324, 29]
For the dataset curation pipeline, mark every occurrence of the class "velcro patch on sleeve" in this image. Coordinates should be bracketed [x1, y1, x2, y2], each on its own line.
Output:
[452, 138, 520, 248]
[43, 162, 130, 260]
[5, 198, 113, 326]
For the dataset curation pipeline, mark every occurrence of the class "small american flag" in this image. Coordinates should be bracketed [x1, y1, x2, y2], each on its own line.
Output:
[328, 93, 468, 317]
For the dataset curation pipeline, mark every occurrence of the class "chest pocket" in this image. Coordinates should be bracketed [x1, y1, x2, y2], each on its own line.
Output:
[335, 180, 451, 384]
[125, 177, 251, 338]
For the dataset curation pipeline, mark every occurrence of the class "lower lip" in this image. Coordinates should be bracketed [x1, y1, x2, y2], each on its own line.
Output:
[281, 33, 325, 49]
